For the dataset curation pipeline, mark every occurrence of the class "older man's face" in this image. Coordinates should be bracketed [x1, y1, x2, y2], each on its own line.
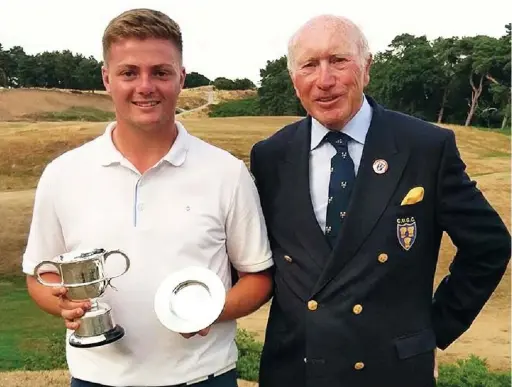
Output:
[290, 25, 371, 130]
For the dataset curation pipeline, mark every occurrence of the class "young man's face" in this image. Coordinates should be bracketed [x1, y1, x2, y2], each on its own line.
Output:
[102, 37, 185, 131]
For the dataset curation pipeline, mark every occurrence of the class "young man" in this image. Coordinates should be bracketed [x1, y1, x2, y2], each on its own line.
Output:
[23, 8, 273, 387]
[251, 14, 511, 387]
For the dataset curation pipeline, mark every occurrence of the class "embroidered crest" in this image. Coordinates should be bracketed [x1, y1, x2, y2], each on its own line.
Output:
[397, 217, 416, 251]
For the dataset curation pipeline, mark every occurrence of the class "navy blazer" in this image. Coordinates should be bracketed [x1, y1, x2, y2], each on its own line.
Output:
[250, 96, 511, 387]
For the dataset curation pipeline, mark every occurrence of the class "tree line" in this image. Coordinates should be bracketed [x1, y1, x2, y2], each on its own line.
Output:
[1, 25, 510, 128]
[257, 25, 511, 129]
[0, 45, 104, 91]
[0, 45, 254, 91]
[185, 72, 255, 90]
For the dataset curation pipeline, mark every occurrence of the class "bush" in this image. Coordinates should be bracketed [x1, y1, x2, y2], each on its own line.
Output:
[208, 97, 261, 117]
[235, 329, 263, 381]
[212, 77, 255, 90]
[437, 355, 511, 387]
[184, 72, 211, 88]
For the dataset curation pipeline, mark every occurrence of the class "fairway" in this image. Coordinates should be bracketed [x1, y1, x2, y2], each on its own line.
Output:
[0, 116, 510, 383]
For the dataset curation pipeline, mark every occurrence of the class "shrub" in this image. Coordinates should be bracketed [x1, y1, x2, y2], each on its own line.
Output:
[212, 77, 255, 90]
[437, 355, 511, 387]
[208, 97, 261, 117]
[235, 329, 263, 381]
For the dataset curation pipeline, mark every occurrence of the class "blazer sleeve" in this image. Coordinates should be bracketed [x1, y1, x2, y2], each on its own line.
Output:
[250, 142, 268, 211]
[431, 129, 511, 349]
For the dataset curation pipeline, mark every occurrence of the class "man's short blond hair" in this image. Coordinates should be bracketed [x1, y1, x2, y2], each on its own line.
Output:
[102, 8, 183, 63]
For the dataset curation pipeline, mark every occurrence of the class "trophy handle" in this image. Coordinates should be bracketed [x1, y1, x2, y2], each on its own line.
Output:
[104, 250, 130, 284]
[33, 261, 63, 287]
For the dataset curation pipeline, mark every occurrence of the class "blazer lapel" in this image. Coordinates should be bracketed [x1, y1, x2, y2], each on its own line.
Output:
[279, 117, 331, 268]
[311, 100, 410, 296]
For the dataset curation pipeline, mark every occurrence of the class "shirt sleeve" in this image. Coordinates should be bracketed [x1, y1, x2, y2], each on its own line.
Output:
[225, 160, 273, 273]
[22, 161, 66, 276]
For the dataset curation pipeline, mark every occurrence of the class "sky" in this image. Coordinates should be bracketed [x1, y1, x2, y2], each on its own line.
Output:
[0, 0, 510, 85]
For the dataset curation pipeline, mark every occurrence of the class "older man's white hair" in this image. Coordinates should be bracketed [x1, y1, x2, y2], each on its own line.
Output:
[287, 15, 371, 73]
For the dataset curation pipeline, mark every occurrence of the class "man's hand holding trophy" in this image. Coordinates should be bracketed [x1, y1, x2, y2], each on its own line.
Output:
[34, 248, 130, 348]
[35, 249, 226, 346]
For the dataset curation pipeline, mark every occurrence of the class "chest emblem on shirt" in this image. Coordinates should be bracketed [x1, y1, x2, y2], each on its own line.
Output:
[397, 217, 416, 251]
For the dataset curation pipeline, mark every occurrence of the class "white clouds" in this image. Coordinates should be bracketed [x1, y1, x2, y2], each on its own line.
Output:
[0, 0, 509, 84]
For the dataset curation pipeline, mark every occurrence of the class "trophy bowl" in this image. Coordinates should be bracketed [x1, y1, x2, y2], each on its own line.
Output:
[34, 248, 130, 348]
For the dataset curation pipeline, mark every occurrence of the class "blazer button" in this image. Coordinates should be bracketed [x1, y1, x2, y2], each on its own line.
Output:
[354, 362, 365, 370]
[284, 254, 293, 263]
[307, 300, 318, 311]
[352, 304, 363, 314]
[378, 253, 388, 263]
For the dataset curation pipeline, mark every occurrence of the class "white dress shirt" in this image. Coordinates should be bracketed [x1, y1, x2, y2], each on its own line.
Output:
[309, 95, 373, 233]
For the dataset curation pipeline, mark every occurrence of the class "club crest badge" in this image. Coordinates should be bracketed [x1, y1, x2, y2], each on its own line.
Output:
[397, 217, 416, 251]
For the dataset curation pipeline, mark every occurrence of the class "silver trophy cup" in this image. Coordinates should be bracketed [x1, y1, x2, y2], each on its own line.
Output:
[33, 248, 130, 348]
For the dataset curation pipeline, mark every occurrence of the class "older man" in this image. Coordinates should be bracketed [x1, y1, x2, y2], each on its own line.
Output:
[250, 14, 510, 387]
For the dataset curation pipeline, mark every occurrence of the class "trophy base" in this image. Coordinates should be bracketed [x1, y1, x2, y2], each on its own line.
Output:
[69, 325, 125, 348]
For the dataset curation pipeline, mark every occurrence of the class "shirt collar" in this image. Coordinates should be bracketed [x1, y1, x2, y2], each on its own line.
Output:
[310, 94, 373, 150]
[99, 121, 190, 167]
[162, 121, 189, 166]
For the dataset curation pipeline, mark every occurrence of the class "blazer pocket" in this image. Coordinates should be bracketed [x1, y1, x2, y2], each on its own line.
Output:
[395, 201, 425, 217]
[394, 328, 436, 359]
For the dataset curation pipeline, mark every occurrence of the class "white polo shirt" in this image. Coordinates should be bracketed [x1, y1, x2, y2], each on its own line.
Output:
[22, 121, 273, 386]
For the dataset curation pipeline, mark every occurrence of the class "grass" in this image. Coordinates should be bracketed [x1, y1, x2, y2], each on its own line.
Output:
[473, 125, 511, 137]
[483, 150, 510, 158]
[0, 277, 65, 371]
[0, 117, 297, 191]
[0, 277, 509, 386]
[0, 276, 260, 377]
[0, 117, 509, 384]
[22, 107, 115, 122]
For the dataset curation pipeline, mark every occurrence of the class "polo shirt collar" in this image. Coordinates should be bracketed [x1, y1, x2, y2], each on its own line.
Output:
[99, 121, 190, 167]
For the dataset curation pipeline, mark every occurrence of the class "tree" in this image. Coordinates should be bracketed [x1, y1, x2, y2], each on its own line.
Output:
[366, 31, 510, 129]
[258, 56, 305, 116]
[0, 43, 8, 87]
[184, 71, 210, 88]
[232, 78, 256, 90]
[486, 24, 511, 129]
[432, 37, 465, 123]
[366, 34, 445, 121]
[213, 77, 235, 90]
[212, 76, 256, 90]
[457, 35, 506, 126]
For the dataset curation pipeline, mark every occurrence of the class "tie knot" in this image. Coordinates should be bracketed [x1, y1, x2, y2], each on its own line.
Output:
[324, 131, 351, 150]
